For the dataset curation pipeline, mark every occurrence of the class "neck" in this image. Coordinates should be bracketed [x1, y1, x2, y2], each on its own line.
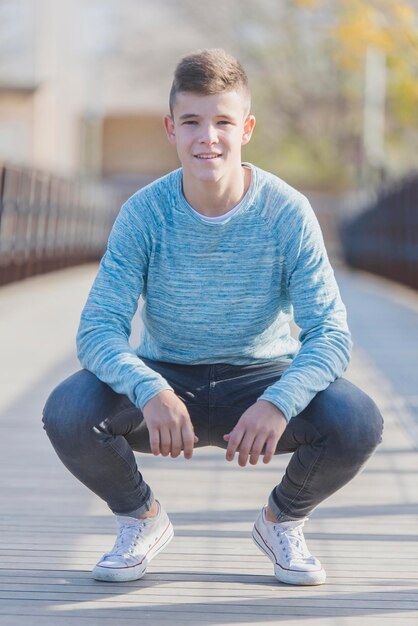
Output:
[182, 165, 250, 217]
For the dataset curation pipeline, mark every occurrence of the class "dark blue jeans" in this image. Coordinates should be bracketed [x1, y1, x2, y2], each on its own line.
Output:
[42, 359, 383, 521]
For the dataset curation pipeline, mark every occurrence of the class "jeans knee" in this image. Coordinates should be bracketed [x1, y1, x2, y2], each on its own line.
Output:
[42, 382, 61, 433]
[42, 381, 75, 446]
[363, 396, 384, 447]
[42, 370, 95, 449]
[313, 379, 383, 458]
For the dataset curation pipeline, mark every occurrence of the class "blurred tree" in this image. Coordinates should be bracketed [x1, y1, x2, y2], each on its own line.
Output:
[105, 0, 418, 190]
[206, 0, 418, 188]
[291, 0, 418, 186]
[173, 0, 352, 189]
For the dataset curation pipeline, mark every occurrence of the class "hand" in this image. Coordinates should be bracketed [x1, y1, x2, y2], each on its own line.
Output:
[223, 400, 287, 467]
[142, 390, 198, 459]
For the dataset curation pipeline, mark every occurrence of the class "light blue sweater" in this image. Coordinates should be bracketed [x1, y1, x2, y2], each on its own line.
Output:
[76, 164, 352, 421]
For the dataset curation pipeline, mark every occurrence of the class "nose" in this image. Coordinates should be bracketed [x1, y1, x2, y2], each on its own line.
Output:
[199, 124, 218, 145]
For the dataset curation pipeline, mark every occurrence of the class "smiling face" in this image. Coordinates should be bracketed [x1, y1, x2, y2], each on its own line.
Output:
[164, 90, 255, 186]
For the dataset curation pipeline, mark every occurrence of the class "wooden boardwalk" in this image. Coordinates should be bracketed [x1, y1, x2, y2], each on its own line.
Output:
[1, 264, 417, 626]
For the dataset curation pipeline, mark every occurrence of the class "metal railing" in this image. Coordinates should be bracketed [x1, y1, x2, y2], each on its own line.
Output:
[340, 173, 418, 290]
[0, 162, 119, 286]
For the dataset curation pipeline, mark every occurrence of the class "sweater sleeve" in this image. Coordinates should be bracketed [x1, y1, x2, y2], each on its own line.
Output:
[258, 197, 352, 420]
[76, 200, 174, 411]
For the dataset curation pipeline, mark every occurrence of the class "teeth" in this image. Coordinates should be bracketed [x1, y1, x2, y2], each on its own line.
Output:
[195, 154, 220, 159]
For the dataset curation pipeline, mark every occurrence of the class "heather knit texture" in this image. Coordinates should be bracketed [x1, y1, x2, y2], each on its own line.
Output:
[76, 164, 352, 420]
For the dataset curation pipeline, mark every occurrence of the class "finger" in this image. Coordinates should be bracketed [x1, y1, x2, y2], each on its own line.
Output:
[182, 423, 196, 459]
[148, 427, 161, 456]
[226, 429, 244, 462]
[238, 434, 256, 467]
[170, 427, 183, 458]
[263, 436, 278, 465]
[159, 426, 171, 457]
[249, 434, 266, 466]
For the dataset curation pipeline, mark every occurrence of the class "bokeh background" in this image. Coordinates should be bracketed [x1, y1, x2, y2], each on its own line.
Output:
[2, 0, 418, 186]
[1, 5, 418, 617]
[1, 0, 418, 289]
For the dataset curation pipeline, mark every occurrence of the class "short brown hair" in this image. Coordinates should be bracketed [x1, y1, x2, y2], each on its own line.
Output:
[169, 48, 251, 116]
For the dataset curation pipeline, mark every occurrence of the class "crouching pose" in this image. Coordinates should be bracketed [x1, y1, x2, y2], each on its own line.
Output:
[43, 48, 383, 586]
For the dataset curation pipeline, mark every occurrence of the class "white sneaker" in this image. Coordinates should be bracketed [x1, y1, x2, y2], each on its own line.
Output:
[252, 506, 326, 585]
[92, 501, 174, 582]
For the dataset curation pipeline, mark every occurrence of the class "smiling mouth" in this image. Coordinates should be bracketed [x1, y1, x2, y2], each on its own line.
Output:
[194, 154, 222, 160]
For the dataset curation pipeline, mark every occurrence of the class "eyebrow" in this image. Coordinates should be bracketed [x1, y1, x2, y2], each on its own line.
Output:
[178, 113, 236, 121]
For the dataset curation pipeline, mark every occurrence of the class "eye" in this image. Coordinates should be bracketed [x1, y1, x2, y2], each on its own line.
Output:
[182, 120, 198, 125]
[218, 120, 232, 125]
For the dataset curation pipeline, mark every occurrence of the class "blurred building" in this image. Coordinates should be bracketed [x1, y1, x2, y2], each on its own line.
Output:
[0, 0, 197, 184]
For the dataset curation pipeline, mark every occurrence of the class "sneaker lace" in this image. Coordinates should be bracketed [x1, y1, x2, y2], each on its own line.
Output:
[105, 520, 148, 558]
[274, 520, 314, 564]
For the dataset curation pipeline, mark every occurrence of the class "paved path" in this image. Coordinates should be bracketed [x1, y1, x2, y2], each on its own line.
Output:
[0, 264, 417, 625]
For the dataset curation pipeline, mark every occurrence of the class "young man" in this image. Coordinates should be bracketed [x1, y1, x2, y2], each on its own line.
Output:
[42, 49, 383, 586]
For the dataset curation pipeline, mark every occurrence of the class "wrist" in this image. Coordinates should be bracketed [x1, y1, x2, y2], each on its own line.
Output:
[257, 399, 286, 421]
[144, 389, 176, 410]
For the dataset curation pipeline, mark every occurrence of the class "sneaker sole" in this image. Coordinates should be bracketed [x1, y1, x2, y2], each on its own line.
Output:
[92, 521, 174, 582]
[252, 525, 326, 586]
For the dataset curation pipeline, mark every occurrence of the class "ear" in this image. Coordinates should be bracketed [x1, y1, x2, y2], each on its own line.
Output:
[164, 115, 176, 144]
[241, 115, 256, 146]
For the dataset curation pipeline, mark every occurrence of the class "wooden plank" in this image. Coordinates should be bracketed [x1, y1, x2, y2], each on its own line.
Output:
[2, 266, 418, 625]
[0, 587, 418, 607]
[0, 598, 418, 619]
[0, 618, 418, 626]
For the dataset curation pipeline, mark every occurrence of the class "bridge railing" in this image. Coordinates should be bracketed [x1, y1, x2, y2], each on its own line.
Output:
[0, 162, 120, 286]
[339, 173, 418, 290]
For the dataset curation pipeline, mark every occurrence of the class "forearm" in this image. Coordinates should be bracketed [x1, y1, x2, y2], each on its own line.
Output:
[258, 322, 352, 420]
[77, 322, 174, 411]
[76, 198, 173, 410]
[264, 195, 352, 420]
